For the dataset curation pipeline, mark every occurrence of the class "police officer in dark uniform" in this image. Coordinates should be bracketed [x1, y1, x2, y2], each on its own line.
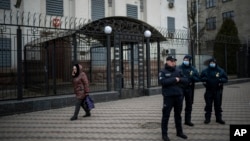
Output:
[178, 55, 200, 126]
[200, 58, 228, 124]
[159, 56, 189, 141]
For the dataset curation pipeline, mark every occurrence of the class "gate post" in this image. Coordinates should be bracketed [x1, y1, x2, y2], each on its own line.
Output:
[52, 40, 56, 94]
[17, 26, 23, 100]
[144, 30, 152, 88]
[44, 42, 49, 95]
[104, 26, 112, 91]
[114, 33, 122, 95]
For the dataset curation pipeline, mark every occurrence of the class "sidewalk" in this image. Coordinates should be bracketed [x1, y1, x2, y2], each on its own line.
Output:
[0, 82, 250, 141]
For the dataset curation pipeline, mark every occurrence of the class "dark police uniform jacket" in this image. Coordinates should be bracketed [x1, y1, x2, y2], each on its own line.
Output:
[200, 65, 228, 90]
[178, 63, 200, 88]
[159, 64, 189, 97]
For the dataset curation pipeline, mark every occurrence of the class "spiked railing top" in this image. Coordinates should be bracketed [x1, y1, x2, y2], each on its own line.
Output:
[0, 10, 91, 30]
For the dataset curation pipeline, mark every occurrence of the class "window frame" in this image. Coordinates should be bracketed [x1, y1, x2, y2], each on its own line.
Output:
[91, 0, 105, 21]
[222, 0, 232, 3]
[206, 0, 216, 9]
[46, 0, 64, 16]
[0, 0, 10, 10]
[169, 49, 176, 58]
[126, 4, 138, 19]
[167, 17, 175, 33]
[206, 17, 216, 30]
[222, 11, 234, 21]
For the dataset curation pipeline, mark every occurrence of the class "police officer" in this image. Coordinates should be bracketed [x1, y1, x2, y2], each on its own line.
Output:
[178, 55, 200, 126]
[200, 58, 228, 124]
[159, 56, 189, 141]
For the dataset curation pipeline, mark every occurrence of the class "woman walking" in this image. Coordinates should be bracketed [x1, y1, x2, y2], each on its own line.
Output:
[70, 64, 91, 121]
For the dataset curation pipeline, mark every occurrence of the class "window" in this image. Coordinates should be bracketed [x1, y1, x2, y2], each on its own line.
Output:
[0, 38, 11, 67]
[167, 17, 175, 38]
[167, 17, 175, 32]
[222, 11, 234, 21]
[168, 0, 175, 2]
[127, 4, 138, 19]
[46, 0, 63, 16]
[206, 17, 216, 30]
[206, 0, 216, 8]
[91, 0, 105, 21]
[222, 0, 232, 3]
[91, 47, 107, 66]
[169, 49, 176, 58]
[0, 0, 10, 10]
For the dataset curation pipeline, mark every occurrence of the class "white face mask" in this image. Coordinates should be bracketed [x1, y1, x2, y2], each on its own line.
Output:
[183, 60, 189, 66]
[209, 63, 216, 68]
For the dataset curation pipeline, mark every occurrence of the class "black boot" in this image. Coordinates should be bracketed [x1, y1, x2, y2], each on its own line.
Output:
[162, 135, 170, 141]
[216, 119, 225, 124]
[185, 121, 194, 126]
[176, 132, 188, 139]
[204, 119, 210, 124]
[216, 113, 225, 124]
[83, 112, 91, 117]
[204, 112, 211, 124]
[81, 100, 91, 117]
[70, 116, 77, 121]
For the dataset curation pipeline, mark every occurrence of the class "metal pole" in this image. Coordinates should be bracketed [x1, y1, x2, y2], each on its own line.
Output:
[106, 34, 111, 91]
[191, 39, 195, 66]
[224, 44, 227, 73]
[23, 45, 27, 89]
[246, 35, 249, 77]
[131, 43, 134, 89]
[196, 0, 199, 55]
[189, 27, 195, 66]
[72, 33, 77, 64]
[196, 0, 200, 71]
[44, 42, 49, 96]
[146, 37, 151, 88]
[17, 26, 23, 100]
[52, 40, 56, 95]
[157, 39, 160, 85]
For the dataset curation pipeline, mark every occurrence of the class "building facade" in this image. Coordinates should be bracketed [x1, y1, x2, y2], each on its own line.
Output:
[188, 0, 250, 55]
[0, 0, 189, 102]
[0, 0, 189, 64]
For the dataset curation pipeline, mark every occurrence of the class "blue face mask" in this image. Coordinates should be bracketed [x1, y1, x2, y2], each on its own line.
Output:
[183, 61, 189, 66]
[209, 63, 216, 68]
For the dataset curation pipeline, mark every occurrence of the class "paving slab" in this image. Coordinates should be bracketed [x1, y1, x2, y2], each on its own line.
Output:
[0, 82, 250, 141]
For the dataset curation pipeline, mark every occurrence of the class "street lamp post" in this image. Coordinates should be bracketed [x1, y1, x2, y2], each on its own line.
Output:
[104, 25, 112, 91]
[144, 30, 151, 88]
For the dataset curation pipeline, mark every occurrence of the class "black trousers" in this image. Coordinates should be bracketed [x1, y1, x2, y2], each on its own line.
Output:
[161, 95, 184, 137]
[183, 87, 194, 122]
[204, 88, 223, 120]
[73, 98, 90, 117]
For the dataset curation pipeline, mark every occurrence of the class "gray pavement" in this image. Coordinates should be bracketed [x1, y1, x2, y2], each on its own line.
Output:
[0, 82, 250, 141]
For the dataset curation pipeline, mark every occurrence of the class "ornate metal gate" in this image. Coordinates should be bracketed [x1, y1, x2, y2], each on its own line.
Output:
[113, 33, 145, 93]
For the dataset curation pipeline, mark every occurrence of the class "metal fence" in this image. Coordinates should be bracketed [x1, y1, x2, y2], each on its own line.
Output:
[0, 11, 249, 101]
[0, 26, 111, 101]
